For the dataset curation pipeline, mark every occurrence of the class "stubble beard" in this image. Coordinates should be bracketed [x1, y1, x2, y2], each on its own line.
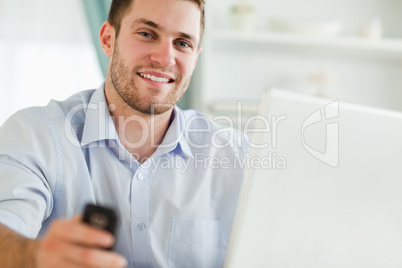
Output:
[110, 44, 191, 115]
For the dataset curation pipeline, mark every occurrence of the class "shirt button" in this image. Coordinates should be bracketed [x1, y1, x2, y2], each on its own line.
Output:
[137, 222, 146, 231]
[138, 173, 143, 180]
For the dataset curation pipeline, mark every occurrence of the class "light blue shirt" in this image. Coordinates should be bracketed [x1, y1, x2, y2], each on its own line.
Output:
[0, 84, 248, 268]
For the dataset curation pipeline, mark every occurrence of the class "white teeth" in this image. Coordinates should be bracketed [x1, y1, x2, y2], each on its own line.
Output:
[139, 73, 171, 83]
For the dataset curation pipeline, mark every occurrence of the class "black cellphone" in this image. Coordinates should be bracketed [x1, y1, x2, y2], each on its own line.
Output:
[82, 204, 117, 249]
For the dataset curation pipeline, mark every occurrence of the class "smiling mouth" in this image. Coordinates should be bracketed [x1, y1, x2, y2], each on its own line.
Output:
[138, 72, 175, 83]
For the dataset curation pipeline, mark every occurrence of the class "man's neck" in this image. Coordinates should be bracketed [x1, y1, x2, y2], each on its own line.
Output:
[104, 84, 172, 163]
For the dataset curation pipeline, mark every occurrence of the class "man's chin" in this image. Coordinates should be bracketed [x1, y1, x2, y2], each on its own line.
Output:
[133, 103, 174, 115]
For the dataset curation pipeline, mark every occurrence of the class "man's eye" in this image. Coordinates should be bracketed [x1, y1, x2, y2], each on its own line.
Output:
[139, 32, 153, 38]
[176, 41, 191, 48]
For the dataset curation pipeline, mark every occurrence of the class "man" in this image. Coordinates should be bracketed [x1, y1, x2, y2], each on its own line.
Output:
[0, 0, 247, 267]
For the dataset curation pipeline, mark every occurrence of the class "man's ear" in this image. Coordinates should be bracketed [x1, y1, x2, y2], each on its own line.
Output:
[193, 46, 203, 68]
[100, 21, 115, 57]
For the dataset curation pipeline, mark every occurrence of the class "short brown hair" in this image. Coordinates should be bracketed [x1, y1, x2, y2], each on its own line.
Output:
[108, 0, 205, 43]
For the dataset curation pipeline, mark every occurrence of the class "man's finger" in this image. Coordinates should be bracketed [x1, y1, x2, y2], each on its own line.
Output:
[53, 241, 127, 268]
[47, 218, 114, 248]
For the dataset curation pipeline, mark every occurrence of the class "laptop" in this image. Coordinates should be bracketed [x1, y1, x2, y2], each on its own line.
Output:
[225, 89, 402, 268]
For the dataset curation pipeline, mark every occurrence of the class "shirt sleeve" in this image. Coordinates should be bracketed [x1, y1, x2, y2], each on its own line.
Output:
[0, 109, 57, 238]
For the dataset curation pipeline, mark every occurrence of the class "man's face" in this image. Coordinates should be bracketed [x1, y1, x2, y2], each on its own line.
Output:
[109, 0, 202, 115]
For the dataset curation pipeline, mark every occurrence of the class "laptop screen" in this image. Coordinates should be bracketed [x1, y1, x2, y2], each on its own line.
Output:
[225, 89, 402, 268]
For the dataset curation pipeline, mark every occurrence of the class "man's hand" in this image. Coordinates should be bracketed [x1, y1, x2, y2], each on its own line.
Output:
[36, 215, 127, 268]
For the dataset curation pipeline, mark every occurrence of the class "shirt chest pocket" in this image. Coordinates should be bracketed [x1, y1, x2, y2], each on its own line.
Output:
[168, 218, 228, 268]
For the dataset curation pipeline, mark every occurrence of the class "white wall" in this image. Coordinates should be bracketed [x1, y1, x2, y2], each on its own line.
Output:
[194, 0, 402, 113]
[208, 0, 402, 37]
[0, 0, 104, 125]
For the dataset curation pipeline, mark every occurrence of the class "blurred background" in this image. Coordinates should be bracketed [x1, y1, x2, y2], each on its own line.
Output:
[0, 0, 104, 125]
[1, 0, 402, 125]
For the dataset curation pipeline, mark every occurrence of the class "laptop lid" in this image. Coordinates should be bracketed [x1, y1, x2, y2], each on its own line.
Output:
[225, 89, 402, 268]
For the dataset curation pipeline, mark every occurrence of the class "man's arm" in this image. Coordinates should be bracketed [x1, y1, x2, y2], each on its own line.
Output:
[0, 216, 127, 268]
[0, 223, 38, 268]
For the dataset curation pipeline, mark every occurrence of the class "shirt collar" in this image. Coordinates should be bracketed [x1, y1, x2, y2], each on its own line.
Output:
[80, 83, 118, 146]
[80, 83, 193, 159]
[155, 106, 194, 159]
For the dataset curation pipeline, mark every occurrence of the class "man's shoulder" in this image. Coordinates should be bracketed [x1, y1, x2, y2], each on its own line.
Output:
[27, 89, 94, 120]
[178, 108, 249, 154]
[4, 89, 95, 127]
[180, 109, 234, 131]
[0, 89, 97, 149]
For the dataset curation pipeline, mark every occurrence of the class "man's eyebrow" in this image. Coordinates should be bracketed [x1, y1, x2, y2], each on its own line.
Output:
[131, 18, 160, 30]
[178, 32, 197, 43]
[131, 18, 198, 44]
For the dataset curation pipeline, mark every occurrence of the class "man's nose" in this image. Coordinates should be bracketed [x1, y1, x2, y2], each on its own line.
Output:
[149, 41, 176, 68]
